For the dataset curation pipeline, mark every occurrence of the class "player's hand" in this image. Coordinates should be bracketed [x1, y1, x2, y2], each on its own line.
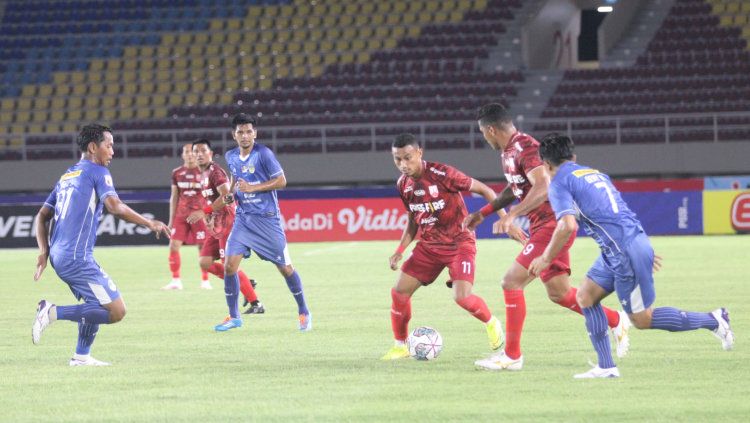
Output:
[462, 212, 483, 231]
[497, 212, 515, 234]
[506, 224, 528, 245]
[528, 256, 550, 277]
[34, 252, 48, 281]
[223, 193, 235, 205]
[389, 253, 402, 271]
[236, 179, 254, 193]
[186, 210, 205, 224]
[149, 219, 171, 239]
[653, 254, 663, 273]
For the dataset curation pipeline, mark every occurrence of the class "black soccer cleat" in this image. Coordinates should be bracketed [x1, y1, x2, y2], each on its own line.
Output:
[250, 279, 257, 288]
[243, 301, 265, 314]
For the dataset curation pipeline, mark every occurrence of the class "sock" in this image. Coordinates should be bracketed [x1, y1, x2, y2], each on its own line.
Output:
[169, 250, 180, 278]
[75, 322, 99, 355]
[390, 288, 412, 342]
[503, 289, 526, 359]
[238, 271, 258, 303]
[455, 294, 491, 323]
[56, 303, 111, 324]
[207, 262, 224, 278]
[201, 269, 209, 282]
[582, 304, 616, 369]
[284, 271, 309, 315]
[650, 307, 718, 331]
[555, 287, 621, 329]
[224, 273, 240, 318]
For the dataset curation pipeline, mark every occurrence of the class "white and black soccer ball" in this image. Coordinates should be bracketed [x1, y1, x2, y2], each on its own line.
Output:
[407, 326, 443, 360]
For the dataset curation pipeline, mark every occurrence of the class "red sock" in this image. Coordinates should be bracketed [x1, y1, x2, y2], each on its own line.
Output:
[390, 288, 411, 342]
[206, 262, 224, 278]
[169, 251, 180, 278]
[504, 289, 526, 359]
[238, 271, 257, 303]
[200, 269, 209, 282]
[455, 294, 491, 323]
[556, 287, 620, 328]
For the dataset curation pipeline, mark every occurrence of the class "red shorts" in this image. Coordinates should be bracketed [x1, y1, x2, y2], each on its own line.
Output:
[171, 216, 207, 245]
[515, 224, 575, 282]
[199, 231, 229, 260]
[401, 241, 476, 285]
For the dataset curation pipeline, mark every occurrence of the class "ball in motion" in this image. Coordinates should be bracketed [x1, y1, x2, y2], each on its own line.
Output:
[407, 326, 443, 360]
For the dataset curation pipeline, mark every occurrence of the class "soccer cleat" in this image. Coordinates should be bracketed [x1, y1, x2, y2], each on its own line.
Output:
[299, 313, 312, 332]
[161, 281, 183, 290]
[486, 316, 504, 351]
[32, 300, 54, 345]
[380, 344, 410, 360]
[710, 308, 734, 351]
[574, 365, 620, 379]
[611, 310, 631, 358]
[69, 355, 111, 367]
[474, 351, 523, 371]
[243, 302, 265, 314]
[214, 318, 243, 332]
[250, 279, 257, 288]
[199, 280, 213, 290]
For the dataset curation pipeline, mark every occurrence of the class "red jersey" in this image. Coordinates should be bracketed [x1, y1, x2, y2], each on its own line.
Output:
[501, 132, 556, 232]
[198, 162, 235, 238]
[397, 161, 475, 247]
[172, 165, 205, 219]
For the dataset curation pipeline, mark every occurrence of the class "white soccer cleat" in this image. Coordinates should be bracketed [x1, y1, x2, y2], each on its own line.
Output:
[710, 308, 734, 351]
[474, 351, 523, 371]
[32, 300, 53, 345]
[161, 280, 183, 290]
[69, 355, 111, 367]
[611, 310, 631, 358]
[200, 280, 213, 290]
[574, 365, 620, 379]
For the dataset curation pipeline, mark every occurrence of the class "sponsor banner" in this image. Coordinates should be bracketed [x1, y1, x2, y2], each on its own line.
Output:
[704, 175, 750, 191]
[621, 191, 703, 235]
[703, 190, 750, 234]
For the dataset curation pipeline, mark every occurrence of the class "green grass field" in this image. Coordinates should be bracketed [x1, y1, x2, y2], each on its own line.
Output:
[1, 236, 748, 422]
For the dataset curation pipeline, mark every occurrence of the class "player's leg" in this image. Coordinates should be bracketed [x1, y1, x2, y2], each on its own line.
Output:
[499, 259, 535, 361]
[190, 221, 212, 289]
[274, 262, 311, 330]
[382, 271, 423, 360]
[197, 244, 212, 289]
[213, 253, 244, 332]
[218, 227, 262, 313]
[574, 273, 619, 378]
[164, 237, 184, 290]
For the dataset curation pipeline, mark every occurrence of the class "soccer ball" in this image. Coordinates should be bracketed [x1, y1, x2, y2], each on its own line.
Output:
[407, 326, 443, 360]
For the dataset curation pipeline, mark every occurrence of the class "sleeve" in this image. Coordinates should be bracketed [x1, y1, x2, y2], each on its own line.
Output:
[43, 186, 57, 210]
[171, 169, 178, 187]
[517, 142, 544, 175]
[442, 165, 472, 193]
[210, 164, 229, 187]
[94, 168, 118, 201]
[548, 177, 576, 220]
[261, 147, 284, 179]
[396, 177, 410, 212]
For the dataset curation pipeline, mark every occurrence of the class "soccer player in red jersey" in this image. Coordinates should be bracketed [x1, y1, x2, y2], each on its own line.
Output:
[467, 104, 629, 371]
[186, 139, 264, 315]
[163, 143, 211, 290]
[381, 133, 519, 360]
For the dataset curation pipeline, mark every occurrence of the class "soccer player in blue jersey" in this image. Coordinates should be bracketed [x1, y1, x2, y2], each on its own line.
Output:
[32, 124, 170, 366]
[528, 133, 734, 378]
[215, 114, 311, 332]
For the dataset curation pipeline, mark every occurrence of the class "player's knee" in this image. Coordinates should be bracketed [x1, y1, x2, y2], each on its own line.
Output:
[198, 258, 212, 271]
[279, 264, 294, 278]
[500, 277, 519, 291]
[630, 312, 652, 330]
[109, 306, 127, 323]
[547, 290, 566, 304]
[224, 262, 238, 275]
[576, 289, 594, 308]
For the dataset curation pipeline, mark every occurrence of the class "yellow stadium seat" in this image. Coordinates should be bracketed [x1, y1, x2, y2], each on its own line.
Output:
[151, 94, 166, 107]
[307, 53, 322, 65]
[375, 26, 391, 39]
[118, 96, 133, 108]
[258, 79, 272, 90]
[17, 98, 32, 110]
[44, 123, 61, 132]
[122, 82, 137, 96]
[10, 124, 25, 134]
[117, 108, 134, 120]
[257, 55, 272, 66]
[124, 59, 137, 72]
[192, 80, 207, 93]
[88, 72, 102, 83]
[1, 98, 14, 110]
[474, 0, 488, 10]
[34, 97, 51, 110]
[319, 40, 333, 52]
[328, 3, 343, 15]
[736, 15, 748, 25]
[68, 97, 83, 110]
[226, 18, 241, 30]
[102, 96, 116, 109]
[264, 6, 279, 17]
[152, 107, 168, 119]
[324, 53, 338, 65]
[366, 39, 381, 50]
[0, 112, 13, 124]
[335, 40, 350, 51]
[386, 14, 401, 25]
[185, 93, 199, 106]
[177, 33, 192, 45]
[156, 45, 171, 58]
[89, 59, 105, 72]
[173, 58, 189, 70]
[727, 2, 740, 14]
[124, 46, 139, 58]
[156, 82, 172, 95]
[383, 38, 398, 49]
[205, 44, 220, 57]
[224, 79, 241, 93]
[344, 3, 359, 14]
[408, 27, 421, 38]
[53, 73, 69, 85]
[290, 54, 305, 66]
[194, 32, 208, 45]
[275, 55, 290, 67]
[21, 85, 38, 97]
[105, 71, 120, 82]
[27, 123, 44, 134]
[140, 58, 156, 71]
[84, 109, 101, 122]
[15, 110, 31, 123]
[134, 95, 150, 107]
[71, 84, 87, 96]
[85, 96, 101, 109]
[200, 93, 217, 105]
[209, 19, 224, 31]
[135, 108, 152, 119]
[189, 45, 204, 56]
[107, 59, 123, 71]
[101, 109, 116, 121]
[720, 15, 733, 26]
[140, 82, 156, 94]
[208, 79, 224, 92]
[89, 83, 104, 96]
[50, 97, 66, 110]
[742, 2, 750, 13]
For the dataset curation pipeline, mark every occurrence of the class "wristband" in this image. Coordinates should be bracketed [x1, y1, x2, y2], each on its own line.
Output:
[395, 244, 406, 255]
[479, 203, 495, 217]
[203, 205, 213, 214]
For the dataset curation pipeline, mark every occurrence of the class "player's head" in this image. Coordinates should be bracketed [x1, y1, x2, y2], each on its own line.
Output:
[231, 113, 257, 150]
[77, 123, 114, 166]
[181, 143, 197, 167]
[391, 133, 423, 178]
[192, 138, 213, 167]
[476, 103, 515, 150]
[539, 133, 576, 174]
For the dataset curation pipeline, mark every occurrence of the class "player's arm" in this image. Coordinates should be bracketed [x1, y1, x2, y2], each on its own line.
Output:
[389, 216, 418, 271]
[33, 205, 54, 281]
[104, 196, 170, 239]
[528, 214, 577, 277]
[497, 165, 550, 233]
[462, 181, 528, 244]
[236, 174, 287, 194]
[168, 184, 178, 229]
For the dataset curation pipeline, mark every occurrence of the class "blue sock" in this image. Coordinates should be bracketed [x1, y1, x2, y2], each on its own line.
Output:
[75, 322, 99, 355]
[650, 307, 718, 331]
[56, 303, 111, 324]
[284, 271, 309, 315]
[224, 273, 240, 318]
[582, 304, 616, 369]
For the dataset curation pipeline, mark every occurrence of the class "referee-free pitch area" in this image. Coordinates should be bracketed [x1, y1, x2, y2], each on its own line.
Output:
[1, 236, 747, 422]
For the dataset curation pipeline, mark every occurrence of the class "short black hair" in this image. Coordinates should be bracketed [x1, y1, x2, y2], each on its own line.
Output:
[392, 133, 420, 149]
[192, 138, 212, 150]
[539, 133, 575, 166]
[231, 113, 257, 130]
[476, 103, 512, 127]
[76, 123, 112, 152]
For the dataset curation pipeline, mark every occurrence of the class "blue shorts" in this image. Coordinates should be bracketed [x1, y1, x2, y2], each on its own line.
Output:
[50, 256, 121, 305]
[586, 232, 655, 314]
[225, 213, 291, 266]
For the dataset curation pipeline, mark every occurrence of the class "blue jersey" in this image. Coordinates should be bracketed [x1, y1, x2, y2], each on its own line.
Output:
[548, 161, 643, 257]
[225, 143, 283, 216]
[43, 159, 118, 260]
